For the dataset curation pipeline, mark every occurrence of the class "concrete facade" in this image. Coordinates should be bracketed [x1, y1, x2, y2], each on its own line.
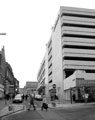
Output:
[25, 81, 38, 95]
[37, 50, 49, 99]
[60, 6, 95, 101]
[37, 6, 95, 102]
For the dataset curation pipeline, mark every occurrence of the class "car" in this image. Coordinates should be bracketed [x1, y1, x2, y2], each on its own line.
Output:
[35, 94, 42, 101]
[13, 94, 23, 103]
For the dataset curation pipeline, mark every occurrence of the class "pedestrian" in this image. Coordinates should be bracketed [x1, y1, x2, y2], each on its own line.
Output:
[27, 94, 36, 111]
[84, 93, 89, 103]
[41, 96, 48, 111]
[22, 94, 24, 101]
[25, 94, 28, 101]
[72, 94, 76, 103]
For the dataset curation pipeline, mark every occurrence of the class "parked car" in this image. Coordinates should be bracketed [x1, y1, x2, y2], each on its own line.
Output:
[35, 94, 42, 101]
[13, 94, 23, 103]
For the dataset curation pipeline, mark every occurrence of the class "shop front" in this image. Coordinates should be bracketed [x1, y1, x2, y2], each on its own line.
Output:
[75, 79, 95, 102]
[64, 73, 95, 102]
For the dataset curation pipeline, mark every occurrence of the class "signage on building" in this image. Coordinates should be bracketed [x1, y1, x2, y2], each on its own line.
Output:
[76, 80, 95, 87]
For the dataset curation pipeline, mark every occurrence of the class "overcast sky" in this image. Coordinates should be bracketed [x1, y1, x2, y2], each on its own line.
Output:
[0, 0, 95, 88]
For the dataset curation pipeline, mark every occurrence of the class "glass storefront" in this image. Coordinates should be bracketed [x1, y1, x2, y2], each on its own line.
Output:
[73, 86, 95, 102]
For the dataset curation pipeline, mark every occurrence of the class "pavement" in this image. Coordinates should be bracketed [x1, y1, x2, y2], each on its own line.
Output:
[48, 102, 95, 109]
[0, 100, 10, 110]
[0, 100, 25, 119]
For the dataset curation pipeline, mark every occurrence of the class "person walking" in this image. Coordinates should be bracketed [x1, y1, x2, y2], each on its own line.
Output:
[41, 96, 48, 111]
[27, 94, 36, 111]
[72, 93, 76, 103]
[84, 93, 89, 103]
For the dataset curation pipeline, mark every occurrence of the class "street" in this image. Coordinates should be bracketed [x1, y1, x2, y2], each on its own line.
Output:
[2, 100, 95, 120]
[54, 105, 95, 120]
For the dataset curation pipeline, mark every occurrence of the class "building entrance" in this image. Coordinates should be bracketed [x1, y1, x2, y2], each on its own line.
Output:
[77, 86, 95, 102]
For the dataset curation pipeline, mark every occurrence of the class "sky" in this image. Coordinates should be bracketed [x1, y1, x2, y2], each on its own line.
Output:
[0, 0, 95, 88]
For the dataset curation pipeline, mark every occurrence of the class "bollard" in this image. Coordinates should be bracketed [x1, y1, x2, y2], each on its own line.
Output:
[9, 106, 12, 111]
[8, 105, 14, 111]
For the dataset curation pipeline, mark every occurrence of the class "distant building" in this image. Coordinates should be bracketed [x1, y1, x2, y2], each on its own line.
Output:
[25, 81, 38, 95]
[37, 6, 95, 103]
[19, 88, 24, 95]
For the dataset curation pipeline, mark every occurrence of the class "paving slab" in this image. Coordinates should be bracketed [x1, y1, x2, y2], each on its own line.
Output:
[0, 104, 25, 118]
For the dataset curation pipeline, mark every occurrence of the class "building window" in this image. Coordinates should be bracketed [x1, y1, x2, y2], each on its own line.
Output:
[61, 23, 95, 28]
[49, 79, 52, 83]
[63, 45, 95, 50]
[48, 40, 52, 48]
[64, 56, 95, 61]
[48, 48, 52, 55]
[61, 12, 95, 19]
[48, 63, 52, 69]
[62, 33, 95, 39]
[48, 71, 52, 76]
[48, 55, 52, 62]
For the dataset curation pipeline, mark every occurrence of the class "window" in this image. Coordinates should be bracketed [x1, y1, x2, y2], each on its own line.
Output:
[48, 48, 52, 55]
[48, 71, 52, 76]
[64, 56, 95, 61]
[63, 45, 95, 50]
[48, 55, 52, 62]
[61, 23, 95, 29]
[49, 79, 52, 83]
[48, 63, 52, 69]
[48, 40, 52, 48]
[62, 33, 95, 39]
[61, 12, 95, 19]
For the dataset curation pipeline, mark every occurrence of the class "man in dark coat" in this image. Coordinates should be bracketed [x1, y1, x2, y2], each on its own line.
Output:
[72, 94, 76, 103]
[27, 94, 36, 111]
